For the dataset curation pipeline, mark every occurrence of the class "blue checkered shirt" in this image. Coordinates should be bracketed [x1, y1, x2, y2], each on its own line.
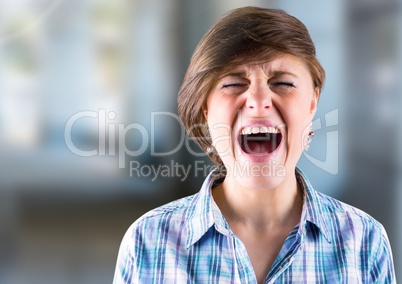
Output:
[113, 168, 396, 283]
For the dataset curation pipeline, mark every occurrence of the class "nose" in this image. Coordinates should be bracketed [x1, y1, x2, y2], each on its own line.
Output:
[245, 83, 272, 114]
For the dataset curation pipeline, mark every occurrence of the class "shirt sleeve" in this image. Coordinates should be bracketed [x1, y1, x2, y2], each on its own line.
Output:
[113, 223, 137, 284]
[370, 225, 396, 283]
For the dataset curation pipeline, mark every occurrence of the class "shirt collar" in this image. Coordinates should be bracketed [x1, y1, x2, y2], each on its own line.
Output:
[185, 170, 227, 248]
[296, 168, 332, 243]
[185, 167, 332, 248]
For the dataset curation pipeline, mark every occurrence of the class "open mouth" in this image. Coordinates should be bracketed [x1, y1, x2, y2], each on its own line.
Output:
[238, 126, 282, 155]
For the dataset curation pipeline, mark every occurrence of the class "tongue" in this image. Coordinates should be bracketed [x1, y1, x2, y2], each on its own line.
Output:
[246, 141, 269, 154]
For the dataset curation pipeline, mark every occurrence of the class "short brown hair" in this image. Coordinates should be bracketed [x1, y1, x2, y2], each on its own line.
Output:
[177, 6, 325, 167]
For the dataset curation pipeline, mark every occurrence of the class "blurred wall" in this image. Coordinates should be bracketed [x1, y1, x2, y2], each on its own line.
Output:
[0, 0, 400, 283]
[342, 0, 402, 278]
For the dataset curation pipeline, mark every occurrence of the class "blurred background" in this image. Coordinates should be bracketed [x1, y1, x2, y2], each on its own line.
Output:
[0, 0, 400, 283]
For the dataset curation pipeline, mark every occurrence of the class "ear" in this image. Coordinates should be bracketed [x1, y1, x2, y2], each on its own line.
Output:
[310, 87, 319, 116]
[203, 107, 208, 120]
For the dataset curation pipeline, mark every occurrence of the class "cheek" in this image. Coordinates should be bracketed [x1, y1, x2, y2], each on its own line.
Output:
[208, 123, 233, 159]
[279, 102, 312, 140]
[208, 96, 243, 126]
[207, 98, 243, 156]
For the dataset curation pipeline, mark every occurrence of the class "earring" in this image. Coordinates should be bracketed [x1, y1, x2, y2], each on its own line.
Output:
[207, 145, 214, 154]
[204, 122, 209, 132]
[305, 123, 314, 151]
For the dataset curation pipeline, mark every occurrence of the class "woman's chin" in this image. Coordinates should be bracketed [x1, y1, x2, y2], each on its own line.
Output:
[224, 152, 289, 189]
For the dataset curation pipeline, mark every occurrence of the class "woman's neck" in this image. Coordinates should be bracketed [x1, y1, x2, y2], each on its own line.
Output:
[212, 172, 303, 230]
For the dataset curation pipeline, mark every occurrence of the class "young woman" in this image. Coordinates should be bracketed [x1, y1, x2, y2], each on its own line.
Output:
[114, 7, 396, 283]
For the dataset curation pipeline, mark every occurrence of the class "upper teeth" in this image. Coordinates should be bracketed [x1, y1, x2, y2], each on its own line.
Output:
[241, 126, 280, 135]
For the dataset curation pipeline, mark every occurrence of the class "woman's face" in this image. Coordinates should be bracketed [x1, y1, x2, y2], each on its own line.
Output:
[204, 53, 319, 189]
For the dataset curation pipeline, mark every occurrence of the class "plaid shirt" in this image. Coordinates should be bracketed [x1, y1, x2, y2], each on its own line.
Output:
[113, 168, 396, 283]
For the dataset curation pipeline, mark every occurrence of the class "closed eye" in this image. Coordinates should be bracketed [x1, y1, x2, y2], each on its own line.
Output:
[222, 83, 248, 89]
[269, 81, 295, 88]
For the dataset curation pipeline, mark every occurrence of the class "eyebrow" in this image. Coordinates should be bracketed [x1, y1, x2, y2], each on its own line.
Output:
[220, 71, 247, 79]
[220, 70, 299, 79]
[270, 70, 299, 78]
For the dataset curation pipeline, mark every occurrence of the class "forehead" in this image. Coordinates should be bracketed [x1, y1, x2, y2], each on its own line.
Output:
[220, 53, 309, 78]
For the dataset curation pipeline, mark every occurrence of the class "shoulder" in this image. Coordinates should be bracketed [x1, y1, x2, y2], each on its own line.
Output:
[113, 194, 199, 283]
[121, 193, 197, 245]
[315, 191, 396, 281]
[298, 168, 383, 238]
[313, 190, 391, 259]
[138, 194, 195, 222]
[313, 189, 387, 243]
[316, 190, 383, 231]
